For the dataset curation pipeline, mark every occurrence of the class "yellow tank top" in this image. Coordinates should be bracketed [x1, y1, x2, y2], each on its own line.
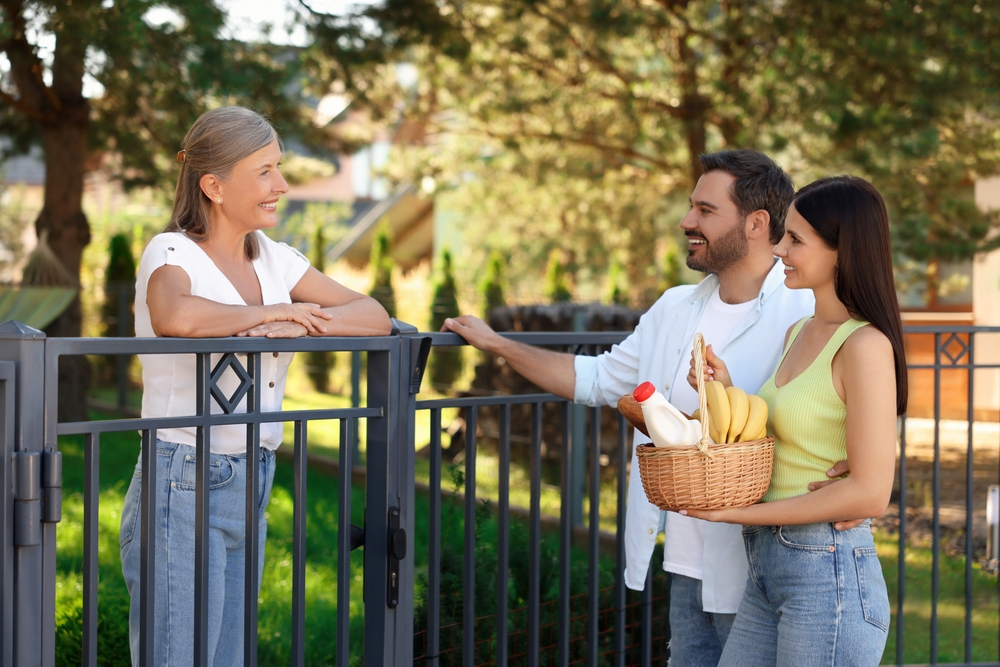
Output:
[757, 317, 869, 503]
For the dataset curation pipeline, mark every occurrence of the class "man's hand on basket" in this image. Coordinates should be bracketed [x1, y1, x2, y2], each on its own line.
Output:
[807, 460, 867, 531]
[687, 344, 733, 390]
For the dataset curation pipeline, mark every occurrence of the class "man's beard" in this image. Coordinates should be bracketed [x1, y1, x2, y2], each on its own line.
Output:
[686, 220, 749, 274]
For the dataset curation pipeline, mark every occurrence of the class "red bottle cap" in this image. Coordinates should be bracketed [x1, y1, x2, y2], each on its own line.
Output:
[633, 381, 656, 403]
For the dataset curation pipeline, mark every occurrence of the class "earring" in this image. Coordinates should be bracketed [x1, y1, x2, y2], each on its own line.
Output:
[217, 198, 222, 203]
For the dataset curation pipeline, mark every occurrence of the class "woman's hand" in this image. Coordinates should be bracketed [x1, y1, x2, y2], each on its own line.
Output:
[687, 344, 733, 390]
[676, 507, 745, 523]
[258, 302, 333, 334]
[238, 321, 309, 338]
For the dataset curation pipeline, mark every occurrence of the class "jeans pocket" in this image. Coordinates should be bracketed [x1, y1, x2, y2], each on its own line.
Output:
[855, 547, 890, 631]
[119, 476, 142, 549]
[177, 454, 236, 490]
[777, 523, 835, 551]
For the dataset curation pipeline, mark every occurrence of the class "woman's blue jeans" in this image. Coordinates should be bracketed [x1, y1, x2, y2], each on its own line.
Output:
[718, 520, 889, 667]
[119, 440, 276, 667]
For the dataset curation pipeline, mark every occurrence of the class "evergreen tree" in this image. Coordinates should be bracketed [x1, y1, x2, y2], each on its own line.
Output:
[305, 223, 335, 393]
[100, 233, 136, 382]
[544, 249, 571, 303]
[479, 250, 505, 319]
[660, 238, 684, 293]
[604, 254, 628, 306]
[429, 250, 463, 390]
[369, 224, 396, 319]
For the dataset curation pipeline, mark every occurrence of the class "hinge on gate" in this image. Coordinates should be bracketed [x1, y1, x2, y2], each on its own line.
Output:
[11, 449, 61, 547]
[42, 449, 62, 524]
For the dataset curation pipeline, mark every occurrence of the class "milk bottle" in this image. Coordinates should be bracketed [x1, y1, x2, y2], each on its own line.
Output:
[633, 382, 702, 448]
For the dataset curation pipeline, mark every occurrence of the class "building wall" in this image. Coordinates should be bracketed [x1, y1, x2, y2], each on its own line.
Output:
[973, 176, 1000, 419]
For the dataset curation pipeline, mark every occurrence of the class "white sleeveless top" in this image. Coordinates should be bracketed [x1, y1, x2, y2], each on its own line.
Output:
[134, 231, 310, 453]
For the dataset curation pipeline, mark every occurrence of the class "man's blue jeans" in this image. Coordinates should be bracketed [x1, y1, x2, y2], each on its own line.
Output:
[119, 440, 276, 667]
[718, 520, 889, 667]
[668, 573, 736, 667]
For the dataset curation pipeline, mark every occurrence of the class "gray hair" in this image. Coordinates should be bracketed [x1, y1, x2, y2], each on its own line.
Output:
[165, 106, 280, 259]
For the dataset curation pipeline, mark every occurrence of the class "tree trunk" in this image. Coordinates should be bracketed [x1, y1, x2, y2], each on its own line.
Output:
[37, 99, 92, 422]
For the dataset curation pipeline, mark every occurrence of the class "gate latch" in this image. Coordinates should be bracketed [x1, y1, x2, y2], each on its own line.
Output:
[387, 506, 406, 608]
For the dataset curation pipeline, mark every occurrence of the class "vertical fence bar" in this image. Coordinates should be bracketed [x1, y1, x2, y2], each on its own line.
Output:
[337, 419, 352, 667]
[931, 333, 941, 664]
[614, 414, 627, 667]
[587, 406, 600, 667]
[463, 406, 478, 667]
[528, 402, 542, 667]
[559, 402, 572, 667]
[965, 335, 975, 664]
[139, 427, 157, 667]
[497, 404, 511, 665]
[291, 420, 308, 667]
[897, 411, 907, 667]
[194, 352, 211, 667]
[428, 408, 442, 667]
[244, 352, 261, 667]
[82, 432, 99, 667]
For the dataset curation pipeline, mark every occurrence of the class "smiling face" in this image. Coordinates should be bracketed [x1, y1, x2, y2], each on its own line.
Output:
[214, 139, 288, 232]
[679, 170, 749, 274]
[773, 203, 839, 290]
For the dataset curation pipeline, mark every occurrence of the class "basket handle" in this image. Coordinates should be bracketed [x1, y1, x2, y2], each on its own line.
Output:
[692, 333, 713, 453]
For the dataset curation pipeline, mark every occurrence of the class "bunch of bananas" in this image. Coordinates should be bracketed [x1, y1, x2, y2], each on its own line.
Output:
[693, 382, 768, 444]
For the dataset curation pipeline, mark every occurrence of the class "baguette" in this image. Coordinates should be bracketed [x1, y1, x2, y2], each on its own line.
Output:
[617, 394, 650, 437]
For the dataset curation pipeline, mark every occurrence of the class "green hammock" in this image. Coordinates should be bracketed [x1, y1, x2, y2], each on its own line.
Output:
[0, 229, 78, 330]
[0, 285, 77, 329]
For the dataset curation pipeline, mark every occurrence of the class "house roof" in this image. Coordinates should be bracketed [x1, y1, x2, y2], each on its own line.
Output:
[327, 182, 433, 270]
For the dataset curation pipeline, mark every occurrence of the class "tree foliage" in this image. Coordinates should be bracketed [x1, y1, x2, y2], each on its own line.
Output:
[0, 0, 368, 416]
[314, 0, 1000, 307]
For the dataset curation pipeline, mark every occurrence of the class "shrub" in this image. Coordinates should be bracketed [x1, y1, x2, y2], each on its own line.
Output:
[305, 223, 335, 393]
[544, 249, 571, 303]
[429, 250, 463, 390]
[479, 250, 505, 319]
[369, 224, 396, 319]
[99, 233, 136, 383]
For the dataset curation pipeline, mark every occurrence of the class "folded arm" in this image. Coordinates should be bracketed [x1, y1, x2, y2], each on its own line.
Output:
[147, 265, 334, 338]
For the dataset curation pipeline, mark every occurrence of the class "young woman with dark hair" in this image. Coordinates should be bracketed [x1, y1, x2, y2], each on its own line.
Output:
[684, 175, 905, 666]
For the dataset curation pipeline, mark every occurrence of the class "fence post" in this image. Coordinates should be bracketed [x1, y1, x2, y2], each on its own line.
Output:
[364, 320, 416, 665]
[0, 321, 53, 667]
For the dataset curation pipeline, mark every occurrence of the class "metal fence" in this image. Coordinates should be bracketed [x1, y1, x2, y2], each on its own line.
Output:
[0, 321, 998, 666]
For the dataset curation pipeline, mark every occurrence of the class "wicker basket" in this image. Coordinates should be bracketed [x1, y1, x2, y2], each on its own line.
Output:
[632, 333, 775, 511]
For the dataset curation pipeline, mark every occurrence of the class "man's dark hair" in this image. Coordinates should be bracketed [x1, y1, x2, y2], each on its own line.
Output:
[698, 150, 794, 244]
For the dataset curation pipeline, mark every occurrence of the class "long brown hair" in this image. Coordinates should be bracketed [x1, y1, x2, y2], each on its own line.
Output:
[793, 176, 908, 415]
[165, 106, 280, 260]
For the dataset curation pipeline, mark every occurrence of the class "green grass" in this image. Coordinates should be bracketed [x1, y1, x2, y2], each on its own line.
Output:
[878, 532, 1000, 664]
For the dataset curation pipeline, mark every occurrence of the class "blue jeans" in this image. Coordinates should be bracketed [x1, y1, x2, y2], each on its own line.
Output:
[119, 440, 276, 667]
[718, 520, 889, 667]
[667, 573, 736, 667]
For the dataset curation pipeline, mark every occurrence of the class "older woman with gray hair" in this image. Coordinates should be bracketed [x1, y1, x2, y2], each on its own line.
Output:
[119, 106, 391, 666]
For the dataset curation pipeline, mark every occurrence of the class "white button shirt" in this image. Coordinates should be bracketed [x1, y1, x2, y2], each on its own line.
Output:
[135, 231, 311, 454]
[573, 260, 814, 612]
